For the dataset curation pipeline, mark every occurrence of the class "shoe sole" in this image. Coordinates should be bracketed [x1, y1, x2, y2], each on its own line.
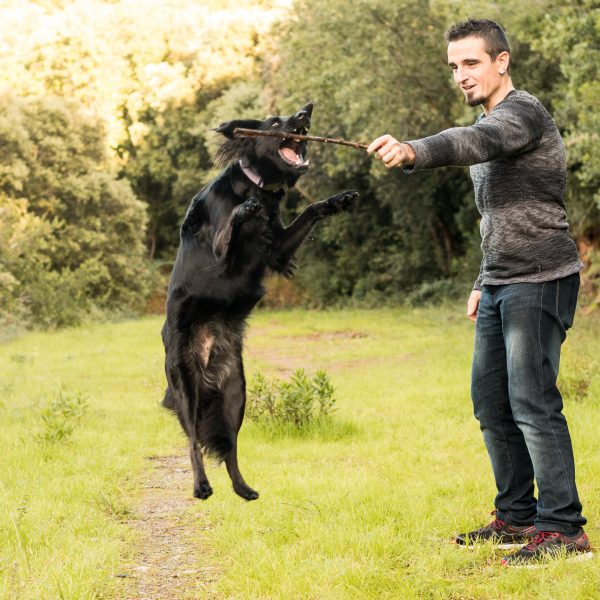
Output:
[503, 550, 594, 569]
[456, 541, 530, 550]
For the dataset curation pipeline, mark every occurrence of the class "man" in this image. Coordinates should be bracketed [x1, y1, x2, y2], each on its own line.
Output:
[367, 18, 591, 566]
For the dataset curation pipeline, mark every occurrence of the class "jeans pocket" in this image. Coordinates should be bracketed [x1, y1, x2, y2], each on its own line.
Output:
[557, 273, 580, 332]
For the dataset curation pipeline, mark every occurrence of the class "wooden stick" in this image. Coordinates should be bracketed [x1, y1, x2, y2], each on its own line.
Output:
[232, 127, 368, 150]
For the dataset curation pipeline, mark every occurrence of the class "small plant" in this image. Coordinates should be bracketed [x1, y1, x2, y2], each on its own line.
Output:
[35, 389, 88, 444]
[95, 489, 133, 521]
[559, 353, 595, 402]
[246, 369, 336, 428]
[558, 352, 597, 402]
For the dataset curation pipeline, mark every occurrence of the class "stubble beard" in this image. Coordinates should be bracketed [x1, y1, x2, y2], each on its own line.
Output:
[465, 93, 486, 107]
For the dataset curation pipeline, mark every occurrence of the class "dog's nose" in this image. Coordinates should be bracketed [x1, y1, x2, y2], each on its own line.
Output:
[295, 103, 313, 121]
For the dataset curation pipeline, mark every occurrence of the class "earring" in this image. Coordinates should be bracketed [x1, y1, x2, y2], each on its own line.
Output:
[499, 69, 506, 75]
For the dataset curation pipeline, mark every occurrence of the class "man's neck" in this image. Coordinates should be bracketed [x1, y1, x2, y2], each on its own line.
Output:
[483, 78, 516, 114]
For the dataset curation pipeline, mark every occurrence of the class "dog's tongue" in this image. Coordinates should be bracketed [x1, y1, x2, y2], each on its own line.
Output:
[280, 146, 300, 163]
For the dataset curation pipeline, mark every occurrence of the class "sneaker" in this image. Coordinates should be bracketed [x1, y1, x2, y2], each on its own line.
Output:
[501, 530, 593, 567]
[455, 511, 536, 549]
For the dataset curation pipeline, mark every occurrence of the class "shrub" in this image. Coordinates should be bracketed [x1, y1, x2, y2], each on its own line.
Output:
[246, 369, 336, 428]
[0, 95, 153, 329]
[35, 389, 88, 444]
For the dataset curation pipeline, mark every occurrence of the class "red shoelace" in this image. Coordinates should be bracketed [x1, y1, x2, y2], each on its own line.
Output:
[488, 510, 506, 531]
[523, 531, 560, 551]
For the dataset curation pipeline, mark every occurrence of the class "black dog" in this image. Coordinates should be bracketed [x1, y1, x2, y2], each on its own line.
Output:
[161, 103, 358, 500]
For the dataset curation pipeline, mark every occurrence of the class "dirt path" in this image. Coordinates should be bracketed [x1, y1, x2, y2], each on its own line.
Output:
[115, 454, 221, 600]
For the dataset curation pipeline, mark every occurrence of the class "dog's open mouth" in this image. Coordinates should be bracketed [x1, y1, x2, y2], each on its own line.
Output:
[278, 128, 310, 168]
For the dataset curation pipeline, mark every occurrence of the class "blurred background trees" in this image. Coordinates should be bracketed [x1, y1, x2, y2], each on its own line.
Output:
[0, 95, 150, 327]
[0, 0, 598, 329]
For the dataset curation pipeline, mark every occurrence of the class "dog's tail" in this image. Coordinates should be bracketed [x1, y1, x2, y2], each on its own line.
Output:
[198, 390, 233, 461]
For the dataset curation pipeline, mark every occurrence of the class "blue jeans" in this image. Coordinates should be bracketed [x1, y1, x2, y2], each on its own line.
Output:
[471, 273, 586, 534]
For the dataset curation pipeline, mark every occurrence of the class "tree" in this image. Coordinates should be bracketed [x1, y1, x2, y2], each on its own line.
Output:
[0, 94, 151, 327]
[532, 0, 600, 237]
[269, 0, 475, 303]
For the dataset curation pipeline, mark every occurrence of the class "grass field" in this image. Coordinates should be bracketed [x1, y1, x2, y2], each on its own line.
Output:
[1, 306, 599, 599]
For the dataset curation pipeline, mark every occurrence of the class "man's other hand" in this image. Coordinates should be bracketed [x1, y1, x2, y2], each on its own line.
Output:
[367, 135, 416, 169]
[467, 290, 481, 322]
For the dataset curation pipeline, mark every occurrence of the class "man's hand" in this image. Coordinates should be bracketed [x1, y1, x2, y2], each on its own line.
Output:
[367, 135, 416, 169]
[467, 290, 481, 322]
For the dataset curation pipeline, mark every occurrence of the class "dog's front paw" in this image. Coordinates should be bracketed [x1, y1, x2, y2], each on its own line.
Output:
[236, 197, 262, 222]
[325, 190, 359, 214]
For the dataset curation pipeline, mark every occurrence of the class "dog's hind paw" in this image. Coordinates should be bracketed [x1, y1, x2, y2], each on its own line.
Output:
[193, 482, 214, 500]
[325, 190, 359, 214]
[234, 484, 259, 501]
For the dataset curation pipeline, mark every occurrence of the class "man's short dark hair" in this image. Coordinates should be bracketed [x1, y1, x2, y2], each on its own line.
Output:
[445, 18, 511, 61]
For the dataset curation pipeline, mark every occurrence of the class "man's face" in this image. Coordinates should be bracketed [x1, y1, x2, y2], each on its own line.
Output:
[447, 36, 504, 108]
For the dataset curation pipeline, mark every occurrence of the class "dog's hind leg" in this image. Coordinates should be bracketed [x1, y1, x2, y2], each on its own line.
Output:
[189, 438, 213, 500]
[169, 359, 214, 500]
[172, 399, 213, 500]
[221, 357, 259, 501]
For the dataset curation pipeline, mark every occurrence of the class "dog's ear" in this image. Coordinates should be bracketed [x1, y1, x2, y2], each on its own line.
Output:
[215, 119, 264, 140]
[299, 103, 313, 118]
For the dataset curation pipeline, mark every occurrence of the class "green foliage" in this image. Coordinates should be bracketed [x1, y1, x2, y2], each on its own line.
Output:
[247, 369, 337, 428]
[270, 0, 478, 304]
[1, 0, 599, 319]
[406, 278, 465, 306]
[0, 94, 152, 328]
[35, 389, 88, 444]
[266, 0, 599, 306]
[533, 2, 599, 186]
[0, 0, 281, 328]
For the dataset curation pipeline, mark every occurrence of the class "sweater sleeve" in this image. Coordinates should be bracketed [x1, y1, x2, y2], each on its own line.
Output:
[473, 260, 484, 291]
[404, 97, 545, 171]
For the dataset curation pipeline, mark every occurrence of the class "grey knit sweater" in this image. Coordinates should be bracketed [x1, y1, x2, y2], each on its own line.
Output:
[405, 89, 583, 290]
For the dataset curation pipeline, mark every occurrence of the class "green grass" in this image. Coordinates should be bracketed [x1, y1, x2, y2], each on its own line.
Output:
[1, 307, 599, 599]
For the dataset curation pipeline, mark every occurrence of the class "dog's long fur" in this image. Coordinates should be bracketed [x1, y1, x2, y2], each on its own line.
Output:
[161, 103, 358, 500]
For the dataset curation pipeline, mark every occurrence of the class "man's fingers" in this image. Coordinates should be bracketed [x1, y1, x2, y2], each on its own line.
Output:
[385, 154, 404, 168]
[466, 290, 481, 323]
[382, 143, 407, 167]
[368, 135, 409, 169]
[367, 135, 392, 155]
[382, 149, 399, 164]
[379, 141, 399, 157]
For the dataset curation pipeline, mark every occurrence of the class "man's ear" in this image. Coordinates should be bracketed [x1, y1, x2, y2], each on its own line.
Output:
[497, 50, 510, 74]
[215, 119, 264, 139]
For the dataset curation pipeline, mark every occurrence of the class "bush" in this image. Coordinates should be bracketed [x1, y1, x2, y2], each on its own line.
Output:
[35, 389, 88, 444]
[246, 369, 336, 428]
[0, 95, 153, 329]
[405, 278, 466, 307]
